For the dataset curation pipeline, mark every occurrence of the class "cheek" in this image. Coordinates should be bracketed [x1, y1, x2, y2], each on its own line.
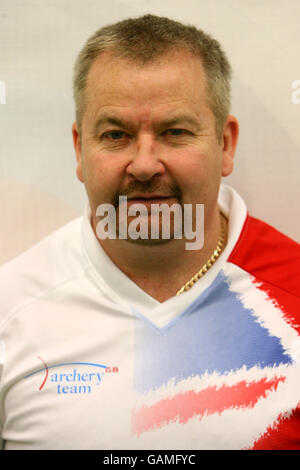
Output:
[169, 149, 210, 185]
[83, 151, 125, 197]
[170, 146, 222, 197]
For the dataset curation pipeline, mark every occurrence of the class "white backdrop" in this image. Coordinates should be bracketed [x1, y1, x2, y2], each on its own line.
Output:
[0, 0, 299, 264]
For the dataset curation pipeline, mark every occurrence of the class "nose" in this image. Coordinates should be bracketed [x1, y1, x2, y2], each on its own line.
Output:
[126, 134, 165, 181]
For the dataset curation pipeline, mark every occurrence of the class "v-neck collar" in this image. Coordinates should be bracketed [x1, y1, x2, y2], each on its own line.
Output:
[81, 184, 248, 328]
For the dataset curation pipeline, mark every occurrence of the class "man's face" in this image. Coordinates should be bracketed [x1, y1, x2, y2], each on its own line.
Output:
[72, 49, 237, 242]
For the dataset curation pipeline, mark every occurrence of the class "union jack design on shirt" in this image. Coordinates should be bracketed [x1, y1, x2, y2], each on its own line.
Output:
[132, 216, 300, 450]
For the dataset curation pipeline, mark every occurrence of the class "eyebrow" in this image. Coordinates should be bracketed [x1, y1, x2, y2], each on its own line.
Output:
[92, 113, 201, 136]
[93, 116, 126, 135]
[159, 115, 200, 130]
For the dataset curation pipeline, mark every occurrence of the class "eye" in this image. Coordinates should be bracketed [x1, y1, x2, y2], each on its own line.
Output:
[104, 131, 127, 140]
[165, 129, 188, 136]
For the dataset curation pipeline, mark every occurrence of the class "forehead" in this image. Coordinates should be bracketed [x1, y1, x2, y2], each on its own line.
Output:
[84, 49, 210, 126]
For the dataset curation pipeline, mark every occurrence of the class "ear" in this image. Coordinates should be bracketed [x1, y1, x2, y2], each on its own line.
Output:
[221, 115, 239, 177]
[72, 122, 84, 183]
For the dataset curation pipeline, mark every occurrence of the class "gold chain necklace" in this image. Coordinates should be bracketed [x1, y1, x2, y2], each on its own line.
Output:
[176, 215, 226, 296]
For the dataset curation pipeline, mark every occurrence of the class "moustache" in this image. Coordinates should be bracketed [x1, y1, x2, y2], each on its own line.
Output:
[112, 181, 182, 208]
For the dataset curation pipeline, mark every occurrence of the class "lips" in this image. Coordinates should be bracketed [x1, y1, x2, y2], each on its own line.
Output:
[127, 196, 177, 206]
[127, 194, 173, 199]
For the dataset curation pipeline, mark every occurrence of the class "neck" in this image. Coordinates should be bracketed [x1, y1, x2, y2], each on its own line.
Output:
[92, 208, 228, 302]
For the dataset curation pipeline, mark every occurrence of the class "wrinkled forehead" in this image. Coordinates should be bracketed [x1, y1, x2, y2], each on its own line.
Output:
[83, 49, 209, 121]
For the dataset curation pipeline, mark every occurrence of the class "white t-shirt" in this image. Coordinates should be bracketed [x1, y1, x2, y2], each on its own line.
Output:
[0, 184, 299, 450]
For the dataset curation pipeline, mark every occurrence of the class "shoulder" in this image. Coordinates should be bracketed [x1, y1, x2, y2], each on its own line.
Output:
[228, 214, 300, 298]
[0, 217, 87, 327]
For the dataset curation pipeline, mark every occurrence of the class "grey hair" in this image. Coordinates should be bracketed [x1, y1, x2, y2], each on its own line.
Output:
[73, 14, 232, 142]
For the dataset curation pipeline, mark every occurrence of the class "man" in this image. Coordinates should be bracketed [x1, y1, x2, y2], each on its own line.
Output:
[0, 14, 299, 450]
